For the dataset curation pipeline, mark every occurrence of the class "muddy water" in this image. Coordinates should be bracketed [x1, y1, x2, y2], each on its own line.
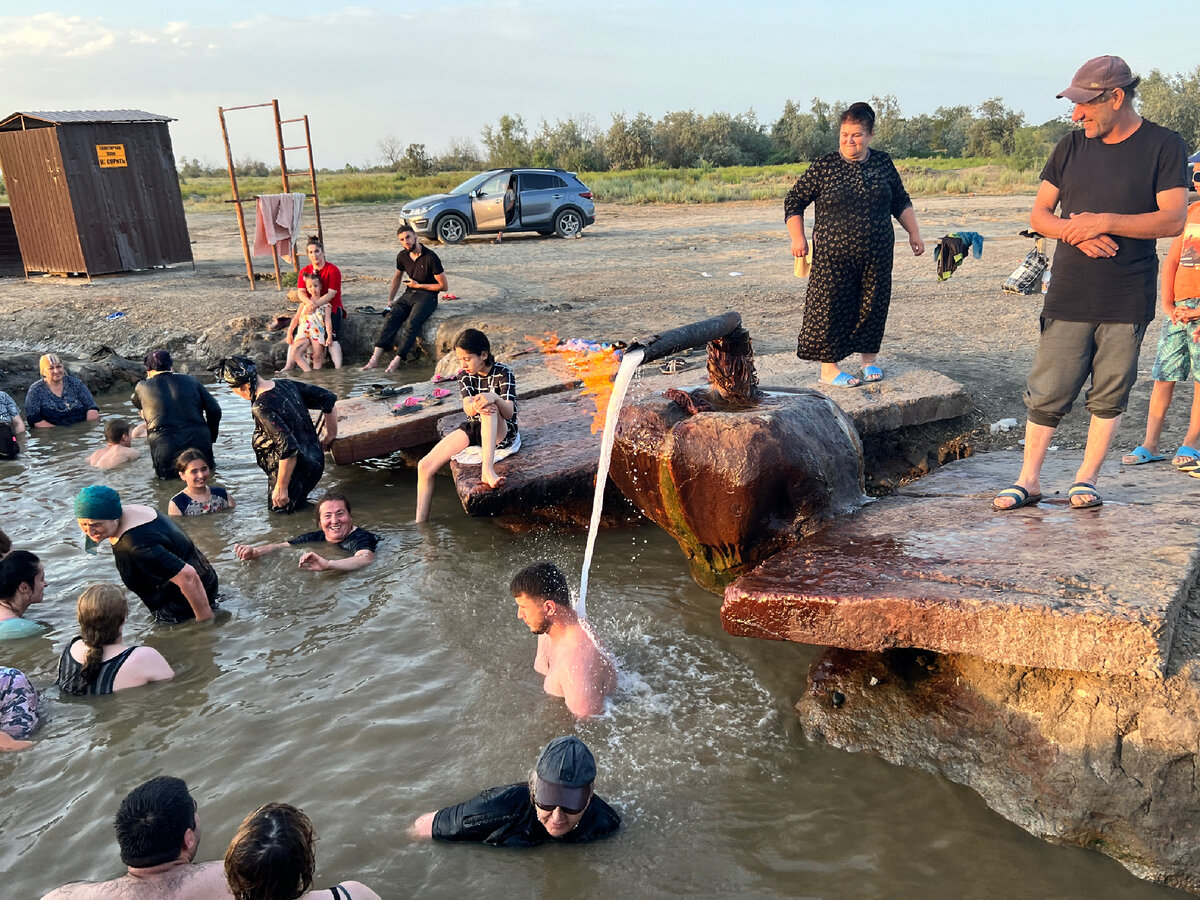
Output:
[0, 369, 1184, 899]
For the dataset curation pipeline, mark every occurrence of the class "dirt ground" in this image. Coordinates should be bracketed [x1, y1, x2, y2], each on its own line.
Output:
[0, 196, 1181, 456]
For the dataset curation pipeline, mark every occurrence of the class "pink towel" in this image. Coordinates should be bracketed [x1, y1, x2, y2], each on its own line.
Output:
[252, 192, 306, 259]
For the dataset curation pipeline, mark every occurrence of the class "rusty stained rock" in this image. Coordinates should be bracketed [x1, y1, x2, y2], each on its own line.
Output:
[723, 451, 1200, 678]
[799, 641, 1200, 893]
[609, 388, 865, 589]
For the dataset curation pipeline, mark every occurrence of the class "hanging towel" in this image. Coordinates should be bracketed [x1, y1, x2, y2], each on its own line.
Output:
[252, 192, 306, 260]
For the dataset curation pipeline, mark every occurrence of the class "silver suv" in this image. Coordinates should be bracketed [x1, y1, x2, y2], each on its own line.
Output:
[399, 168, 595, 244]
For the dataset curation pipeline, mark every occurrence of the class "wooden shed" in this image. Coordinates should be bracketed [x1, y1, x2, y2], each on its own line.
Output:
[0, 110, 193, 277]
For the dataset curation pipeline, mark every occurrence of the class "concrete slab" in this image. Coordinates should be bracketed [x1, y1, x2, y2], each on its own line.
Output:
[328, 354, 582, 465]
[752, 351, 972, 436]
[722, 451, 1200, 678]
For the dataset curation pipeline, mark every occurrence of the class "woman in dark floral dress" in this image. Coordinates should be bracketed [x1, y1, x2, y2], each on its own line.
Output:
[218, 357, 338, 513]
[784, 102, 925, 387]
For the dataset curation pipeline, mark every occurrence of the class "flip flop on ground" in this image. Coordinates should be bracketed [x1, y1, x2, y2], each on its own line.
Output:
[820, 371, 861, 388]
[861, 364, 884, 382]
[1068, 481, 1102, 509]
[1121, 445, 1166, 465]
[991, 485, 1042, 511]
[1174, 445, 1200, 468]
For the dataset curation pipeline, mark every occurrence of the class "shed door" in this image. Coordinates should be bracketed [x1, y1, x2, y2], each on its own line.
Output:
[0, 128, 84, 274]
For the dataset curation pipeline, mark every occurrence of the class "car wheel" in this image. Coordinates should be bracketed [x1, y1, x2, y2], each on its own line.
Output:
[436, 214, 468, 244]
[554, 209, 583, 239]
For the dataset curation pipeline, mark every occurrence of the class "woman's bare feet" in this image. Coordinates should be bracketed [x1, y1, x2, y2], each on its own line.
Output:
[481, 470, 507, 489]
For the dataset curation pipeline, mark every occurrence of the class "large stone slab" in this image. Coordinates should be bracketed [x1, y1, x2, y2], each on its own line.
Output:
[722, 451, 1200, 677]
[329, 354, 582, 465]
[752, 351, 972, 436]
[441, 390, 635, 529]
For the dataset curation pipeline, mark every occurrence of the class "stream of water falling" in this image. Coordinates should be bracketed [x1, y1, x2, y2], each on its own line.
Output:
[575, 347, 645, 620]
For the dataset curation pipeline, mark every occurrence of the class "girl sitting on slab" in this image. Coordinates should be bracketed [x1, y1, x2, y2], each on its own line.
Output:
[415, 328, 519, 523]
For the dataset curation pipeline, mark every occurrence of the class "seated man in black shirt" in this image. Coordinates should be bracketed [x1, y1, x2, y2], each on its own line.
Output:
[361, 225, 448, 372]
[233, 491, 378, 572]
[409, 735, 621, 847]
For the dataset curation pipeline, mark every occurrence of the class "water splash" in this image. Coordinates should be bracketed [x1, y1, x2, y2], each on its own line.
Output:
[577, 347, 645, 620]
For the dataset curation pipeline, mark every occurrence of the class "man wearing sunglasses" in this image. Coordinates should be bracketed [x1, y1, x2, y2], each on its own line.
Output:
[409, 736, 621, 846]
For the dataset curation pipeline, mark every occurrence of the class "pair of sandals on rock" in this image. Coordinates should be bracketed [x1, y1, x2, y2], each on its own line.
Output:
[822, 365, 884, 388]
[991, 482, 1102, 512]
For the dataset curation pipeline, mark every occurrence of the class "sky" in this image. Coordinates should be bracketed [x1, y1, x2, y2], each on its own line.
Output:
[0, 2, 1196, 170]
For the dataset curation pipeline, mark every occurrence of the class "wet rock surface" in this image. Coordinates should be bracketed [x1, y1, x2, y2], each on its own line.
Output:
[799, 636, 1200, 893]
[609, 388, 865, 589]
[443, 390, 640, 530]
[723, 450, 1200, 677]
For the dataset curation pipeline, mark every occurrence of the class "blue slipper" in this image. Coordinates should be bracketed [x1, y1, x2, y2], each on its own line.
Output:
[1121, 445, 1166, 465]
[1174, 446, 1200, 468]
[861, 364, 883, 382]
[1068, 481, 1102, 509]
[821, 371, 861, 388]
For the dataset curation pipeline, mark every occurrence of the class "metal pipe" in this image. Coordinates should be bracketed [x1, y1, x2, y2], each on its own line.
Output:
[626, 312, 742, 364]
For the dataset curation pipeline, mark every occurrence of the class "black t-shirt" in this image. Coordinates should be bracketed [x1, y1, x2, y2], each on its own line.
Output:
[432, 783, 621, 847]
[112, 511, 218, 622]
[395, 245, 445, 286]
[1040, 119, 1188, 324]
[132, 373, 223, 478]
[287, 527, 379, 554]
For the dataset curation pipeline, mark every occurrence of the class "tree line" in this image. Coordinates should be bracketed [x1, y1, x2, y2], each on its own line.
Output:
[177, 66, 1200, 178]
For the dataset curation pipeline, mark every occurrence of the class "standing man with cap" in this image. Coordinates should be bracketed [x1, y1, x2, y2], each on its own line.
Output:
[993, 55, 1189, 511]
[409, 736, 621, 846]
[132, 349, 223, 480]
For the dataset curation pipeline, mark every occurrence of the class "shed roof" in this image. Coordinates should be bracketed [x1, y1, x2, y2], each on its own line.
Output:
[0, 110, 174, 131]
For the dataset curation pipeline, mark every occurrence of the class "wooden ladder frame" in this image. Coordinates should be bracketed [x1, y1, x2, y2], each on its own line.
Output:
[216, 99, 323, 291]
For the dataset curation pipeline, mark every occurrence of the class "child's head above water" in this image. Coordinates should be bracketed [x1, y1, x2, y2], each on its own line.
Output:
[104, 419, 132, 446]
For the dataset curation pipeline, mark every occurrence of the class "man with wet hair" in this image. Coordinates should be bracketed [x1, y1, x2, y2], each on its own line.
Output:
[40, 775, 232, 898]
[233, 491, 378, 571]
[510, 561, 617, 717]
[409, 735, 621, 846]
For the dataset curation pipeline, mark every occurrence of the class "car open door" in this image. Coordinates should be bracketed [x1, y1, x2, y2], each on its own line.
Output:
[471, 172, 512, 232]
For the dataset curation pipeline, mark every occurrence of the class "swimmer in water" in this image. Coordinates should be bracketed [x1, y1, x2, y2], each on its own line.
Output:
[409, 735, 621, 846]
[234, 492, 378, 572]
[88, 419, 141, 469]
[168, 449, 235, 517]
[510, 561, 616, 718]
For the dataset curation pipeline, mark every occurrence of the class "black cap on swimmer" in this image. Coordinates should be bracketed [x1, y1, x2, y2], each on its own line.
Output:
[217, 356, 259, 400]
[533, 736, 596, 810]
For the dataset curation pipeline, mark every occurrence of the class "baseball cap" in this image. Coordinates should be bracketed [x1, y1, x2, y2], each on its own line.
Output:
[534, 736, 596, 809]
[1057, 55, 1133, 103]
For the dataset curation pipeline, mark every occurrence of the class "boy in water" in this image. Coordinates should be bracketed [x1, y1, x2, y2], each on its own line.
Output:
[88, 419, 140, 469]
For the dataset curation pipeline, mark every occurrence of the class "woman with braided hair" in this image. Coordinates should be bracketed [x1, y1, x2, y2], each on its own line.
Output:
[56, 584, 174, 696]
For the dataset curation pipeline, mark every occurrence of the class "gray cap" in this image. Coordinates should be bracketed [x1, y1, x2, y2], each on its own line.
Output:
[534, 736, 595, 809]
[1057, 55, 1133, 103]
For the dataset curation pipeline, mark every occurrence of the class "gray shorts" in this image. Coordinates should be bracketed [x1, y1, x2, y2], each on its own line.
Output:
[1024, 318, 1146, 427]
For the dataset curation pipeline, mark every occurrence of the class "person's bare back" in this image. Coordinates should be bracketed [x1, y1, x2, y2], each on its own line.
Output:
[536, 623, 617, 717]
[40, 860, 232, 899]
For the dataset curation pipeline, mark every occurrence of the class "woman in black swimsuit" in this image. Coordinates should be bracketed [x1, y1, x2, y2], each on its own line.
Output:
[224, 803, 381, 900]
[56, 584, 174, 696]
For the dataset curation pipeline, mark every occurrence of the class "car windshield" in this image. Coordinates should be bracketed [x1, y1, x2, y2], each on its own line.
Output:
[450, 173, 494, 195]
